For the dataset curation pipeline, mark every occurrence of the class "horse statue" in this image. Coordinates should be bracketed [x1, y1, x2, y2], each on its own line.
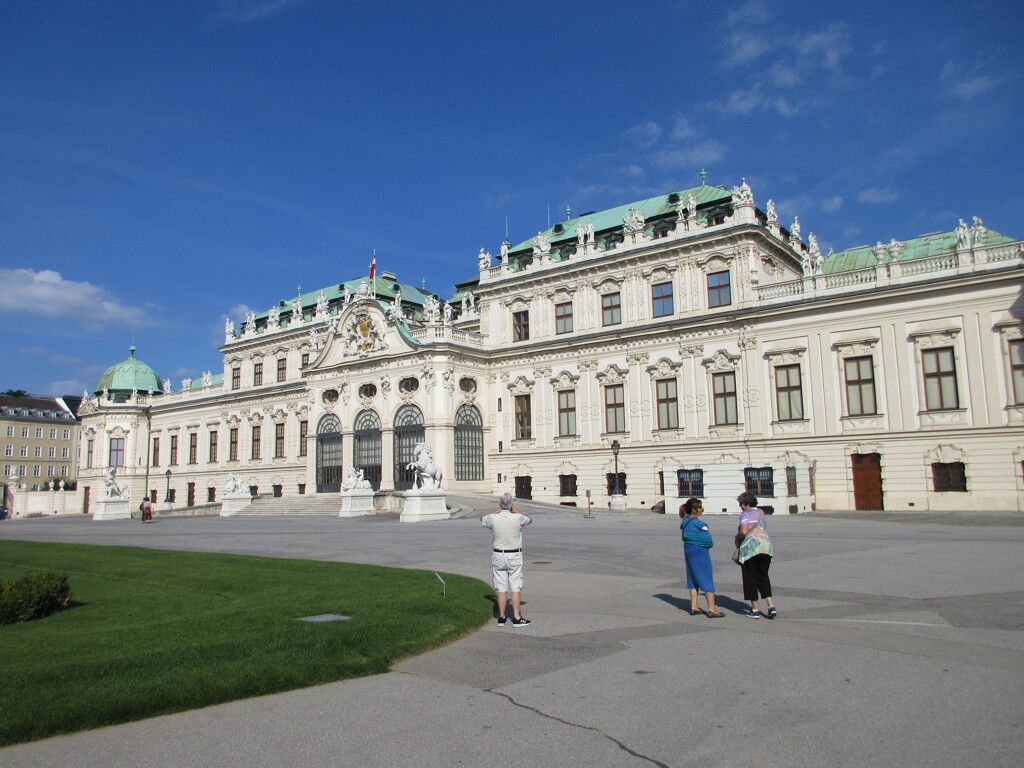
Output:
[406, 442, 443, 491]
[103, 467, 129, 498]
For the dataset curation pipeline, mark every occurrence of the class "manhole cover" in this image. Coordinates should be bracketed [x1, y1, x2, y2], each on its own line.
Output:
[297, 614, 351, 622]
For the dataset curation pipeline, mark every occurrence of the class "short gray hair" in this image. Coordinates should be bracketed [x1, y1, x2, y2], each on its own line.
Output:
[499, 493, 513, 510]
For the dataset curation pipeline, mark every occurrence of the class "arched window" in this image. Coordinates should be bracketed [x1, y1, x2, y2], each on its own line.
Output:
[316, 414, 342, 493]
[353, 410, 381, 490]
[393, 404, 424, 490]
[455, 404, 484, 481]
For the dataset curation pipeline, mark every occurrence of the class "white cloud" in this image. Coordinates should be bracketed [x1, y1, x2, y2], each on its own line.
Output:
[620, 165, 646, 179]
[655, 140, 726, 169]
[46, 380, 88, 397]
[625, 122, 663, 148]
[821, 196, 843, 213]
[948, 75, 995, 99]
[857, 187, 901, 204]
[0, 269, 157, 331]
[216, 0, 306, 23]
[671, 118, 696, 141]
[726, 0, 772, 27]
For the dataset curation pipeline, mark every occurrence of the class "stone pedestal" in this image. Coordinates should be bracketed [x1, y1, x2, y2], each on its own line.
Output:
[400, 491, 450, 523]
[609, 494, 627, 511]
[93, 497, 132, 521]
[219, 492, 253, 516]
[339, 490, 376, 517]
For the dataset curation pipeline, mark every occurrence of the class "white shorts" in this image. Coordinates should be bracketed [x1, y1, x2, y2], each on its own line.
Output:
[491, 551, 524, 593]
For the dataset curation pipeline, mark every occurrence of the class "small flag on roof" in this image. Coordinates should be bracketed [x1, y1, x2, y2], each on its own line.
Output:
[369, 251, 376, 280]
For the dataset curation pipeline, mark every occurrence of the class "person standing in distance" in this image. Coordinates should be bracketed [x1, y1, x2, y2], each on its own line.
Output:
[481, 493, 532, 627]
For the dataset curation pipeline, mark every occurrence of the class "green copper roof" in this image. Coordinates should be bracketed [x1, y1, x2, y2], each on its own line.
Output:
[96, 346, 163, 395]
[822, 227, 1016, 274]
[509, 183, 733, 254]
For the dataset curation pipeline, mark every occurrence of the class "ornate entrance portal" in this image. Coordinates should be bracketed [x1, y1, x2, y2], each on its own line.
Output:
[316, 414, 343, 493]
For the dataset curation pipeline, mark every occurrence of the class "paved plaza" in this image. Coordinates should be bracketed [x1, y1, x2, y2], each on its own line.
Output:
[1, 499, 1022, 768]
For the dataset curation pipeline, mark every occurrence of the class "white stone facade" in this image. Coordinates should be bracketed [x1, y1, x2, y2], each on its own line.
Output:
[76, 183, 1024, 513]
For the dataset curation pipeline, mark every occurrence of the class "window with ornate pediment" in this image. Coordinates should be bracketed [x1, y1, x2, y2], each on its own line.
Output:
[513, 310, 530, 341]
[652, 282, 674, 318]
[702, 350, 741, 427]
[1010, 339, 1024, 405]
[558, 390, 577, 436]
[708, 271, 731, 308]
[602, 292, 622, 326]
[555, 301, 573, 334]
[514, 395, 532, 439]
[656, 379, 678, 429]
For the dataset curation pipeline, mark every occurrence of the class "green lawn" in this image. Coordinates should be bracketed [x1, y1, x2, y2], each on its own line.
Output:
[0, 540, 492, 747]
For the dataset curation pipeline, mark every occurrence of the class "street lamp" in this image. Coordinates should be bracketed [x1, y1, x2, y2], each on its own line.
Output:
[611, 440, 621, 494]
[164, 469, 171, 504]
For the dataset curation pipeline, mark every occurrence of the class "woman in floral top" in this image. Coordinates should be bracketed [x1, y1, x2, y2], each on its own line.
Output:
[736, 491, 777, 619]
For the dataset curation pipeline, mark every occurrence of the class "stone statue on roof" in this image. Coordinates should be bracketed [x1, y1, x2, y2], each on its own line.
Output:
[267, 305, 280, 330]
[533, 232, 551, 256]
[872, 241, 888, 263]
[423, 296, 441, 325]
[789, 217, 801, 244]
[623, 208, 645, 234]
[224, 318, 234, 339]
[807, 233, 821, 268]
[478, 248, 491, 270]
[163, 379, 172, 393]
[244, 311, 256, 335]
[955, 218, 970, 248]
[181, 377, 192, 391]
[971, 216, 987, 246]
[291, 298, 303, 324]
[765, 199, 777, 224]
[343, 284, 351, 305]
[732, 178, 754, 206]
[308, 326, 321, 351]
[443, 301, 453, 326]
[887, 238, 902, 260]
[202, 371, 213, 387]
[500, 241, 510, 264]
[315, 292, 329, 318]
[687, 193, 698, 219]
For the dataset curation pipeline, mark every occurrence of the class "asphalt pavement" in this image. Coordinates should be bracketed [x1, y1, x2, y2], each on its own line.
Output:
[1, 498, 1022, 768]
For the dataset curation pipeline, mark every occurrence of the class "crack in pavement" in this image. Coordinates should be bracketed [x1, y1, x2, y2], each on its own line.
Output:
[487, 689, 673, 768]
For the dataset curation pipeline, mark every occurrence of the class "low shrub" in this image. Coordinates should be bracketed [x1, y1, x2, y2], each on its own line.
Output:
[0, 571, 71, 625]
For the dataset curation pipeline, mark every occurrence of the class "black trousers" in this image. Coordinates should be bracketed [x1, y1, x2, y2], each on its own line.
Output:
[741, 553, 773, 601]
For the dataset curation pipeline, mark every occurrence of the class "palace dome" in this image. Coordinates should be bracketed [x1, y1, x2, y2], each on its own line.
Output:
[96, 346, 163, 396]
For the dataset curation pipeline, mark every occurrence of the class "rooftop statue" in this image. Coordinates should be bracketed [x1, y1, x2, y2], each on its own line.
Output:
[971, 216, 987, 246]
[790, 216, 802, 244]
[955, 218, 970, 248]
[478, 248, 491, 270]
[267, 305, 280, 330]
[500, 240, 510, 264]
[202, 371, 213, 387]
[532, 232, 551, 256]
[291, 297, 303, 323]
[244, 311, 257, 335]
[623, 207, 646, 234]
[765, 199, 777, 224]
[732, 178, 754, 206]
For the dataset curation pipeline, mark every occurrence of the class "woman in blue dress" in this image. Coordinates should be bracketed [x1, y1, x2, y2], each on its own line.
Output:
[679, 498, 724, 617]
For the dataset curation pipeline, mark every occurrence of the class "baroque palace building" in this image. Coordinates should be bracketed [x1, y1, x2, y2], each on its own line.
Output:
[76, 178, 1024, 513]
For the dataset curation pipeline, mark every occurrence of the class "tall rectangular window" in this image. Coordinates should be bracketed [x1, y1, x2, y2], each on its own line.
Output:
[656, 379, 678, 429]
[5, 426, 12, 437]
[922, 348, 959, 411]
[188, 433, 198, 464]
[299, 420, 308, 457]
[274, 423, 285, 458]
[744, 467, 774, 497]
[251, 426, 261, 460]
[253, 362, 263, 386]
[555, 302, 573, 334]
[152, 437, 160, 466]
[932, 462, 967, 492]
[277, 357, 287, 382]
[1011, 340, 1024, 405]
[708, 271, 731, 308]
[775, 364, 804, 421]
[602, 292, 621, 326]
[652, 282, 674, 317]
[169, 435, 178, 465]
[513, 311, 530, 342]
[713, 372, 738, 425]
[49, 428, 57, 439]
[677, 469, 704, 497]
[231, 367, 241, 390]
[605, 384, 625, 433]
[559, 474, 578, 497]
[109, 437, 125, 468]
[514, 395, 532, 439]
[86, 440, 93, 468]
[229, 428, 239, 461]
[844, 356, 876, 416]
[786, 466, 798, 496]
[63, 428, 70, 439]
[301, 352, 310, 367]
[208, 430, 218, 462]
[558, 390, 576, 436]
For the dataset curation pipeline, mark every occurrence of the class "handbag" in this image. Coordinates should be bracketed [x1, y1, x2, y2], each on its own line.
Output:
[731, 547, 741, 565]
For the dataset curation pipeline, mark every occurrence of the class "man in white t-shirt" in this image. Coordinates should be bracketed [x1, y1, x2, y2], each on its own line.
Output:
[481, 493, 533, 627]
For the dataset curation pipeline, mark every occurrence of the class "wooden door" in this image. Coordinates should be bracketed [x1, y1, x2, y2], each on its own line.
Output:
[851, 453, 883, 510]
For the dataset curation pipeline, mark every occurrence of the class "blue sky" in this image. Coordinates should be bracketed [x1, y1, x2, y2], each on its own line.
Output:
[3, 0, 1022, 397]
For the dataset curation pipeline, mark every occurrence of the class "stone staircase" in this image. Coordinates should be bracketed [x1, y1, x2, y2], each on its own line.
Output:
[232, 495, 344, 516]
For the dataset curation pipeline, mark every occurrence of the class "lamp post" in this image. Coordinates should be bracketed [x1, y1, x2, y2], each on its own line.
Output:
[164, 469, 171, 504]
[609, 440, 626, 510]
